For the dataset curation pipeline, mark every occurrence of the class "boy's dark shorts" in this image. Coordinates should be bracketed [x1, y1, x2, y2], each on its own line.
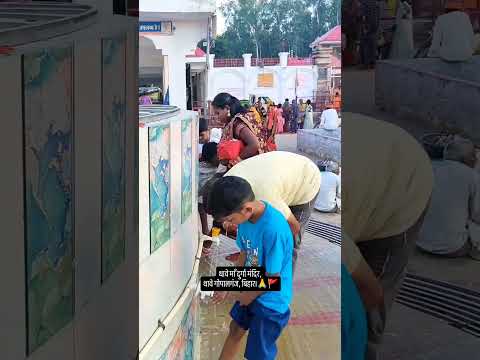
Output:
[230, 300, 290, 360]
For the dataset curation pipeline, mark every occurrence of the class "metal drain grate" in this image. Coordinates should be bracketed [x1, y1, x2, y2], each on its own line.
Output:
[305, 219, 341, 245]
[305, 220, 480, 338]
[397, 274, 480, 337]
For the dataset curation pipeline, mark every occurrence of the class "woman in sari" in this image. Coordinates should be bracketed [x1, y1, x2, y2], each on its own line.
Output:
[276, 104, 285, 134]
[266, 102, 275, 131]
[211, 93, 272, 169]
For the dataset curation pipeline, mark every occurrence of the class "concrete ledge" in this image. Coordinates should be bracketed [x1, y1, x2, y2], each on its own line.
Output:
[297, 129, 341, 163]
[375, 57, 480, 144]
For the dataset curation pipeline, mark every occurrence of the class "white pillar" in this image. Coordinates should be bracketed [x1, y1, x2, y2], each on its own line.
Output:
[169, 54, 187, 108]
[279, 52, 289, 67]
[208, 54, 215, 70]
[243, 71, 250, 100]
[207, 54, 215, 101]
[163, 55, 169, 102]
[242, 53, 252, 68]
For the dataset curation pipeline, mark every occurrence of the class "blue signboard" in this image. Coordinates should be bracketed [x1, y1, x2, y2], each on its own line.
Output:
[139, 21, 173, 33]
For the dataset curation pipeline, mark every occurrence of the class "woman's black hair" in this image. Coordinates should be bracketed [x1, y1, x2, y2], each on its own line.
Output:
[212, 92, 247, 118]
[306, 99, 312, 105]
[277, 104, 282, 108]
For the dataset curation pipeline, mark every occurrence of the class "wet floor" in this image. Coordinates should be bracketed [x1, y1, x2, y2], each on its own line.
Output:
[198, 212, 341, 360]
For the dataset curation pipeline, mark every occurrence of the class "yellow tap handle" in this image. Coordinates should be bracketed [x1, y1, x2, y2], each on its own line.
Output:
[211, 227, 221, 237]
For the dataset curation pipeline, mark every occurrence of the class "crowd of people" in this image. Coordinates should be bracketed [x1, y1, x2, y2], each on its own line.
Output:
[342, 113, 434, 360]
[341, 115, 480, 360]
[343, 0, 480, 67]
[195, 91, 343, 360]
[199, 100, 451, 360]
[256, 97, 316, 134]
[196, 93, 480, 360]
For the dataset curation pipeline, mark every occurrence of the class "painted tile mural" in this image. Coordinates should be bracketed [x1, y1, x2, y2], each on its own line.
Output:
[181, 118, 193, 223]
[149, 125, 171, 253]
[23, 46, 74, 354]
[159, 296, 199, 360]
[102, 36, 127, 281]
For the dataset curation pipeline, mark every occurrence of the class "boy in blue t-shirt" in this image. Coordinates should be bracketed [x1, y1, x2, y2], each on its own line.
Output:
[208, 176, 293, 360]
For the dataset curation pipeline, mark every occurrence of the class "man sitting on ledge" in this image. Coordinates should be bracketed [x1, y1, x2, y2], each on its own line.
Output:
[428, 3, 475, 62]
[417, 137, 480, 260]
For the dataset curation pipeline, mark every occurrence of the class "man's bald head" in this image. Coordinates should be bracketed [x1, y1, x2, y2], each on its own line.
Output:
[444, 137, 476, 168]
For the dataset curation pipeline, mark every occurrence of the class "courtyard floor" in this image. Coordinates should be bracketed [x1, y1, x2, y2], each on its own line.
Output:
[198, 134, 341, 360]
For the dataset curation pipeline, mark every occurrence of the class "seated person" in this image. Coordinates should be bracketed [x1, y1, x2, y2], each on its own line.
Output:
[475, 32, 480, 55]
[315, 161, 341, 213]
[417, 138, 480, 260]
[428, 6, 475, 62]
[319, 108, 340, 130]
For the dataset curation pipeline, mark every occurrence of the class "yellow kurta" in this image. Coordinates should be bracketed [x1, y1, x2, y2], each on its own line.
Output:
[225, 151, 321, 219]
[342, 113, 433, 272]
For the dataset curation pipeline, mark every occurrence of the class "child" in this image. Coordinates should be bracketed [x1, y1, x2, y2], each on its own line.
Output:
[198, 142, 220, 237]
[209, 176, 293, 360]
[198, 118, 210, 159]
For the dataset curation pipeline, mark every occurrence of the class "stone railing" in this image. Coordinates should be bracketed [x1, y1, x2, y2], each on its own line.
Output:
[297, 128, 341, 163]
[213, 56, 313, 68]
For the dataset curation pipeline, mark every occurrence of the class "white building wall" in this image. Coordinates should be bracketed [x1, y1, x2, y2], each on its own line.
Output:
[209, 62, 319, 104]
[140, 20, 209, 109]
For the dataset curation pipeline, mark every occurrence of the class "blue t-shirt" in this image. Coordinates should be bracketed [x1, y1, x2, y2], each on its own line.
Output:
[236, 202, 293, 314]
[341, 264, 367, 359]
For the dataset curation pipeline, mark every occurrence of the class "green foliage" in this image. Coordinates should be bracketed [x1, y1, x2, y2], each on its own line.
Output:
[208, 0, 340, 58]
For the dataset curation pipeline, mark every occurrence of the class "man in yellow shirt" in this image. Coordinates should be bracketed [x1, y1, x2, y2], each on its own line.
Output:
[342, 113, 433, 360]
[204, 151, 321, 269]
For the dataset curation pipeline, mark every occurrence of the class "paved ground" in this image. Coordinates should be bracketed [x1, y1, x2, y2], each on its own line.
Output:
[343, 68, 480, 359]
[198, 134, 341, 359]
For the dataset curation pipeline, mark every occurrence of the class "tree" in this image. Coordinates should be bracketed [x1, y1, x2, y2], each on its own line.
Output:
[213, 0, 340, 59]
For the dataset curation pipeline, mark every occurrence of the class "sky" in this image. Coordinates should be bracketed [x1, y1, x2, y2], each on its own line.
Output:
[216, 0, 226, 35]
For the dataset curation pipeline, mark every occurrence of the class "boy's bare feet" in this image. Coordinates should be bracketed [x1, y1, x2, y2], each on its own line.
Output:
[219, 321, 247, 360]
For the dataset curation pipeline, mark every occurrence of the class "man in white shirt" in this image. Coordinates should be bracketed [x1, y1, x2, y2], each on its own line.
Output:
[417, 138, 480, 260]
[315, 161, 341, 213]
[428, 7, 475, 62]
[320, 108, 340, 130]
